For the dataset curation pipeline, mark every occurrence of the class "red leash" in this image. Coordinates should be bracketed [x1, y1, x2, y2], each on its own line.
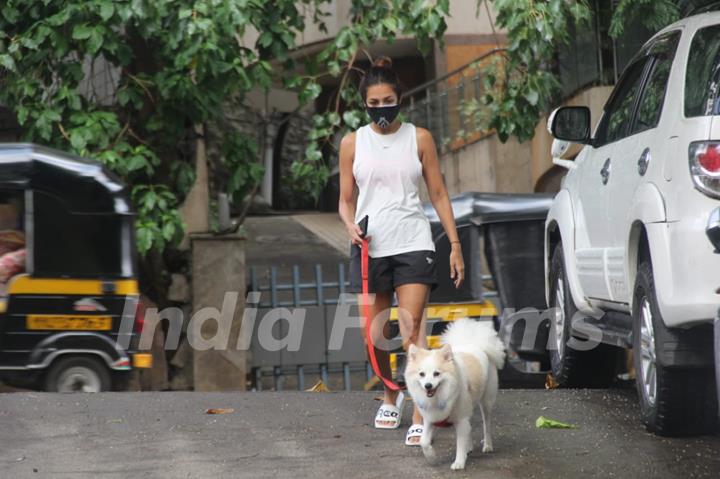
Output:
[361, 236, 403, 392]
[360, 231, 452, 427]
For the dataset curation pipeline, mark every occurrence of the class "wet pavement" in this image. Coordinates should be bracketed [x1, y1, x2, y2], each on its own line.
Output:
[1, 389, 718, 478]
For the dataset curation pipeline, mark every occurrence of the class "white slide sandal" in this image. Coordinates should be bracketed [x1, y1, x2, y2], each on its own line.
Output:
[374, 391, 405, 429]
[405, 423, 423, 446]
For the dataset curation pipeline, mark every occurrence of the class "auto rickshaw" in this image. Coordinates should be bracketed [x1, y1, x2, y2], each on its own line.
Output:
[0, 143, 151, 392]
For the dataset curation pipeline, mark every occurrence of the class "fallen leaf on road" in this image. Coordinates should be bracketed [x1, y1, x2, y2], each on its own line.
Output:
[305, 380, 330, 392]
[205, 408, 235, 414]
[545, 374, 559, 389]
[536, 416, 576, 429]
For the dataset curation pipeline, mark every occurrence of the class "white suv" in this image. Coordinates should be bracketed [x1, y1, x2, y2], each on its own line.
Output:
[546, 11, 720, 436]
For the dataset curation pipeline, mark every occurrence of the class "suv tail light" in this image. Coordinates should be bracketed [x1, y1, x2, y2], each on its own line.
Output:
[690, 141, 720, 198]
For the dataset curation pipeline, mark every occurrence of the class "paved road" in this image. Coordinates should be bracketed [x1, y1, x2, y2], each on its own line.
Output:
[1, 389, 718, 478]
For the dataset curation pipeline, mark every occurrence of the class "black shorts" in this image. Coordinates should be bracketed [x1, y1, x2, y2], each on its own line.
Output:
[347, 244, 439, 293]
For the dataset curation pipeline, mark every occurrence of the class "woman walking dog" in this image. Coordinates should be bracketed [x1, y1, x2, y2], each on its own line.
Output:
[338, 56, 465, 446]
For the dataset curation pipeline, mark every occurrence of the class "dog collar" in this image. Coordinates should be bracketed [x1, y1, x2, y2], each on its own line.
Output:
[433, 418, 453, 428]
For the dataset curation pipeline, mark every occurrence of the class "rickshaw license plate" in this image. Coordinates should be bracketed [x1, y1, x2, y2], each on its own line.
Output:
[26, 315, 112, 331]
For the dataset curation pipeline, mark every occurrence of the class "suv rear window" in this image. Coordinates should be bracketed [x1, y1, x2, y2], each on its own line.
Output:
[685, 25, 720, 117]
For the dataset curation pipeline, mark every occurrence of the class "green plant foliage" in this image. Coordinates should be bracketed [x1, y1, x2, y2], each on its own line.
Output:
[0, 0, 449, 256]
[0, 0, 683, 249]
[472, 0, 684, 143]
[609, 0, 680, 38]
[469, 0, 593, 142]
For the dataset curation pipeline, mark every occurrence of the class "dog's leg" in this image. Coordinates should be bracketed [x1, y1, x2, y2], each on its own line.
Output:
[450, 417, 471, 470]
[479, 368, 498, 453]
[420, 422, 436, 461]
[479, 402, 493, 453]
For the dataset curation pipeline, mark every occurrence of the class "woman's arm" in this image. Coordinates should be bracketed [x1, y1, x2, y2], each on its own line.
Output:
[338, 132, 367, 246]
[417, 127, 465, 288]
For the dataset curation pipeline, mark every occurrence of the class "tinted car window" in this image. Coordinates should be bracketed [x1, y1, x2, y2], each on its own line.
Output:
[633, 59, 672, 133]
[595, 59, 648, 146]
[632, 32, 679, 134]
[685, 25, 720, 117]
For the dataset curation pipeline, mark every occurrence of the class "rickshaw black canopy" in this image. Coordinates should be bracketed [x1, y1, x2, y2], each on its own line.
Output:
[0, 143, 130, 214]
[0, 144, 136, 278]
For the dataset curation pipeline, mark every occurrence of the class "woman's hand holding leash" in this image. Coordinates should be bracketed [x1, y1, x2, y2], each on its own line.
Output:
[347, 221, 371, 246]
[449, 242, 465, 289]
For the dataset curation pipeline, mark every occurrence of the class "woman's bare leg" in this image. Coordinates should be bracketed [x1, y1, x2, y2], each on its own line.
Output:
[394, 283, 431, 443]
[358, 290, 398, 426]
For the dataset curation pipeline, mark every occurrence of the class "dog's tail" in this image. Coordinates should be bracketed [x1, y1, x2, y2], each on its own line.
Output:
[440, 318, 506, 370]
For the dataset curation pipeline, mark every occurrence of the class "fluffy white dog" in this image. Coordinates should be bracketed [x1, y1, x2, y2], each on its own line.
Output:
[405, 318, 506, 470]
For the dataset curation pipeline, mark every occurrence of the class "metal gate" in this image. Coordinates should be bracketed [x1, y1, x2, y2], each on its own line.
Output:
[248, 262, 370, 391]
[247, 262, 497, 392]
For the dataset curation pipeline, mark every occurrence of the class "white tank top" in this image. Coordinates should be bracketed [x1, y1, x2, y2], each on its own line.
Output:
[352, 122, 435, 257]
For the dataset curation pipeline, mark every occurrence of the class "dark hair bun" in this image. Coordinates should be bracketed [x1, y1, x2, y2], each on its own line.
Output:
[372, 56, 393, 69]
[359, 55, 402, 102]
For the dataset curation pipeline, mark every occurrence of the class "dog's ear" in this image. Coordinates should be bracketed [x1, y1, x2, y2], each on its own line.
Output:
[439, 343, 453, 362]
[408, 343, 418, 362]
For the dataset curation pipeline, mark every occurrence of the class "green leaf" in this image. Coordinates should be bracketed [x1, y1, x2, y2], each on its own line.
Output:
[136, 226, 154, 254]
[0, 54, 16, 71]
[99, 2, 115, 21]
[524, 90, 539, 106]
[1, 6, 20, 23]
[72, 24, 94, 40]
[299, 82, 322, 105]
[70, 131, 87, 151]
[88, 27, 105, 54]
[161, 222, 176, 241]
[328, 61, 341, 76]
[343, 110, 362, 129]
[258, 32, 273, 48]
[45, 110, 61, 122]
[437, 0, 449, 15]
[535, 416, 576, 429]
[116, 89, 130, 106]
[143, 190, 158, 211]
[382, 17, 397, 32]
[128, 154, 149, 172]
[17, 107, 28, 125]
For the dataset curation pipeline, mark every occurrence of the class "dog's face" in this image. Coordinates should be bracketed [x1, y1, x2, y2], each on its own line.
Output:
[406, 343, 457, 398]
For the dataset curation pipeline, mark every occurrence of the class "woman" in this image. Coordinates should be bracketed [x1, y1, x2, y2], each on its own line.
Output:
[338, 56, 465, 446]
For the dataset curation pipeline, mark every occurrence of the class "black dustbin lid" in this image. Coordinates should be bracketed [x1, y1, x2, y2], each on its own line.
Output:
[424, 191, 554, 232]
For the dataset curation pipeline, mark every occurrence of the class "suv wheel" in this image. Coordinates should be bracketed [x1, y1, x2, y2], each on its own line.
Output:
[632, 260, 718, 436]
[549, 244, 617, 387]
[44, 356, 111, 393]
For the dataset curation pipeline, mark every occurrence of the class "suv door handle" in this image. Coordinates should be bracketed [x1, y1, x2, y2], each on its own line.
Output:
[600, 158, 611, 185]
[638, 147, 651, 176]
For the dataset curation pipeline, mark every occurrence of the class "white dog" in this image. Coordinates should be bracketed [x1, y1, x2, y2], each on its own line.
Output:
[405, 318, 506, 470]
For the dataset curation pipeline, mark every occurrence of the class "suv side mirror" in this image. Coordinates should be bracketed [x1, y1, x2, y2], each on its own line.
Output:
[549, 106, 591, 144]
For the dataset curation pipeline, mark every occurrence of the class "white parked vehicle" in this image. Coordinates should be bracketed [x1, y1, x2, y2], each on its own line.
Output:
[546, 11, 720, 436]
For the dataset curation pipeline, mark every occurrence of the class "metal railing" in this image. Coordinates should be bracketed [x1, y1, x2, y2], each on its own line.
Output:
[404, 48, 507, 153]
[247, 262, 496, 391]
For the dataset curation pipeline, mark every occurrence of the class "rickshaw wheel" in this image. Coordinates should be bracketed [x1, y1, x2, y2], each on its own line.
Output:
[44, 356, 111, 393]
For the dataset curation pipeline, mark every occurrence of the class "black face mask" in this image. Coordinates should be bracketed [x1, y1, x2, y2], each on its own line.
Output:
[367, 104, 400, 129]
